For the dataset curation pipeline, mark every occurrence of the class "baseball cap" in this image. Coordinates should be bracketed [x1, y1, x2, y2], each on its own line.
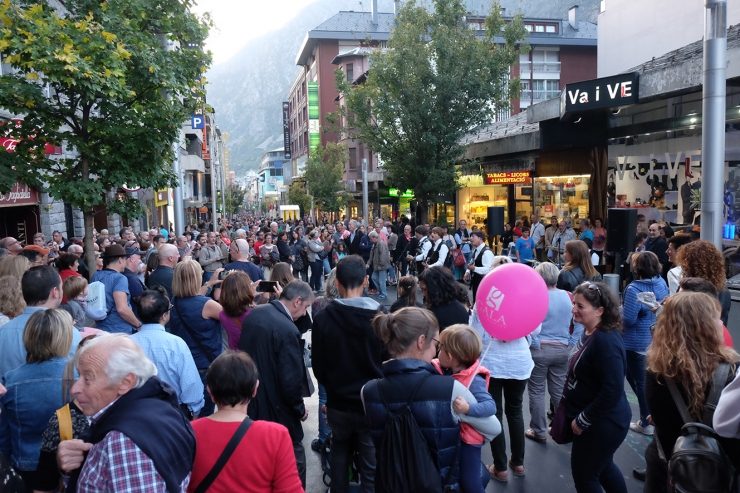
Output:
[23, 244, 50, 255]
[125, 246, 146, 257]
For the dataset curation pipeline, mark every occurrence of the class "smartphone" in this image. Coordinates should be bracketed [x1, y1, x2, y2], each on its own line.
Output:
[218, 270, 229, 280]
[259, 281, 278, 292]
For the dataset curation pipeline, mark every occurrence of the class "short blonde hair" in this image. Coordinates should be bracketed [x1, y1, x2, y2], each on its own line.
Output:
[172, 260, 203, 298]
[24, 308, 74, 364]
[0, 275, 26, 318]
[0, 255, 30, 277]
[439, 324, 482, 367]
[63, 276, 88, 301]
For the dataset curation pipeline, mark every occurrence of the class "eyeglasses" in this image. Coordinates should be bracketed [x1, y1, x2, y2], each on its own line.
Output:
[432, 337, 442, 355]
[167, 304, 174, 312]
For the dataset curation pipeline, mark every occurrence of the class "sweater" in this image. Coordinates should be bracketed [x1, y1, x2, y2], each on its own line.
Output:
[312, 298, 387, 413]
[621, 276, 669, 352]
[428, 301, 469, 332]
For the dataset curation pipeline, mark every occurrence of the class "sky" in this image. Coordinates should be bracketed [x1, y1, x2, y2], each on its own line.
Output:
[191, 0, 320, 66]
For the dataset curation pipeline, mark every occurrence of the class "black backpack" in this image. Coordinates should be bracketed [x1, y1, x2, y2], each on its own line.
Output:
[375, 374, 446, 493]
[661, 363, 735, 493]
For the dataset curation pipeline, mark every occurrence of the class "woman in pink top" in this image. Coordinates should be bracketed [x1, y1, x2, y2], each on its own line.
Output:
[218, 271, 256, 350]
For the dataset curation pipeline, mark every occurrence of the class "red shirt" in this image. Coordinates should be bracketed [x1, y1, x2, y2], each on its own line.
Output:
[723, 325, 733, 348]
[188, 419, 302, 493]
[60, 269, 82, 302]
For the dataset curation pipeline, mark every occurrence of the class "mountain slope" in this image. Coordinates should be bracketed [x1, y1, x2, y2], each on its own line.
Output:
[207, 0, 601, 176]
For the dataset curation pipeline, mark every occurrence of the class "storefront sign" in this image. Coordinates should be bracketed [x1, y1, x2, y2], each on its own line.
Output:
[282, 102, 292, 160]
[389, 188, 414, 198]
[561, 72, 639, 117]
[155, 189, 168, 207]
[0, 181, 39, 207]
[484, 171, 531, 185]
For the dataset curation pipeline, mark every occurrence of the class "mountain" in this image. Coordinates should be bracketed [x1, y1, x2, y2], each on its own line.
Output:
[206, 0, 601, 177]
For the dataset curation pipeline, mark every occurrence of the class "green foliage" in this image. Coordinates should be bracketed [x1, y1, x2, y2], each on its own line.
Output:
[0, 0, 211, 228]
[304, 142, 350, 214]
[287, 179, 311, 217]
[334, 0, 528, 221]
[218, 182, 246, 216]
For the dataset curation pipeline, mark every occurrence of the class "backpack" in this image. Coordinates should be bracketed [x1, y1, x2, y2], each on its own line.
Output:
[661, 363, 735, 493]
[375, 374, 447, 493]
[86, 280, 108, 321]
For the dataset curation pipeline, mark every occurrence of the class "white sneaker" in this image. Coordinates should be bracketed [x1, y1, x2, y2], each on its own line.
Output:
[630, 421, 654, 436]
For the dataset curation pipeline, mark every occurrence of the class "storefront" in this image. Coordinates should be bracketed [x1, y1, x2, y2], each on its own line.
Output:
[154, 189, 169, 230]
[379, 188, 414, 221]
[0, 180, 41, 242]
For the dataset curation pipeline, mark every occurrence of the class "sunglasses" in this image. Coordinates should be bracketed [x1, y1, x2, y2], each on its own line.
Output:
[581, 282, 602, 300]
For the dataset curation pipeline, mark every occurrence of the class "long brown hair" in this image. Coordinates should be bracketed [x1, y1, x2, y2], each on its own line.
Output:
[647, 292, 738, 418]
[563, 240, 599, 279]
[270, 262, 295, 288]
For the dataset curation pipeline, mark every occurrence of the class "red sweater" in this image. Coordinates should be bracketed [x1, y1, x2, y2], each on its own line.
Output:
[188, 419, 303, 493]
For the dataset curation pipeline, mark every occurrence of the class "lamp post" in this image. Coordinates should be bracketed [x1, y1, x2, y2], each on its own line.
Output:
[362, 158, 369, 225]
[700, 0, 727, 249]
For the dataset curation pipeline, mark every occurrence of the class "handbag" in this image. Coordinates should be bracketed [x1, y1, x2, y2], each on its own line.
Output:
[192, 417, 253, 493]
[452, 248, 466, 267]
[550, 333, 595, 444]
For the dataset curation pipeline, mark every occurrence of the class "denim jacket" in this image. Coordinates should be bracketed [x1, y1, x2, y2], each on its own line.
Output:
[0, 357, 68, 471]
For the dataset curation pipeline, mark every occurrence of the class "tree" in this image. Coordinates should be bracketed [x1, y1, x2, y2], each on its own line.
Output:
[334, 0, 528, 223]
[218, 182, 246, 218]
[0, 0, 211, 272]
[287, 179, 311, 217]
[304, 142, 349, 216]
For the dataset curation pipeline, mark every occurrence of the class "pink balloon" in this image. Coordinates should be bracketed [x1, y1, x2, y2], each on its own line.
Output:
[475, 262, 549, 341]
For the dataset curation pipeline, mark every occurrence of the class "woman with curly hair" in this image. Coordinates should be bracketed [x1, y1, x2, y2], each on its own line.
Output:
[418, 266, 469, 331]
[676, 239, 731, 325]
[644, 292, 740, 492]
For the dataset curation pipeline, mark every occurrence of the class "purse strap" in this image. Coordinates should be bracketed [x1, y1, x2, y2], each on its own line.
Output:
[56, 404, 73, 442]
[193, 417, 253, 493]
[174, 299, 217, 364]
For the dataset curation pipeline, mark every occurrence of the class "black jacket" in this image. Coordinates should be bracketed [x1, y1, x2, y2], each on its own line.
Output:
[312, 300, 388, 414]
[394, 234, 412, 263]
[428, 301, 469, 331]
[345, 230, 364, 256]
[645, 236, 669, 264]
[146, 265, 174, 298]
[239, 300, 307, 441]
[277, 239, 293, 263]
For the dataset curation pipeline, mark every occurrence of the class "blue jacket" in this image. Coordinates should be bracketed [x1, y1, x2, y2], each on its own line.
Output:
[362, 359, 460, 485]
[0, 357, 67, 471]
[622, 276, 669, 352]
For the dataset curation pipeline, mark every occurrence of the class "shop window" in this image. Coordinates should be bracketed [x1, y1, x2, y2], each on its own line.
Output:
[533, 175, 590, 223]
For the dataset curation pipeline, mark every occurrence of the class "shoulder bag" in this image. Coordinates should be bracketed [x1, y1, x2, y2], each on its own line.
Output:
[550, 332, 595, 444]
[192, 417, 253, 493]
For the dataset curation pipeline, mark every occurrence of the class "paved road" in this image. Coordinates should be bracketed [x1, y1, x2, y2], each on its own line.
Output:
[300, 283, 652, 493]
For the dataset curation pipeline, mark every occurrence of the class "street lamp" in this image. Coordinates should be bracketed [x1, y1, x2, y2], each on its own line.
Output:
[362, 158, 368, 224]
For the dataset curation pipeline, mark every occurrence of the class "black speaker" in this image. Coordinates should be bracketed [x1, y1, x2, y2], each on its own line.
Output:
[487, 207, 505, 236]
[606, 208, 638, 253]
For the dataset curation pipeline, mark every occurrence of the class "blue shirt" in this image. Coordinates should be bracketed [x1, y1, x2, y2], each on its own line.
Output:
[0, 307, 81, 377]
[223, 260, 264, 281]
[131, 324, 204, 414]
[580, 229, 594, 242]
[515, 237, 535, 262]
[91, 269, 134, 334]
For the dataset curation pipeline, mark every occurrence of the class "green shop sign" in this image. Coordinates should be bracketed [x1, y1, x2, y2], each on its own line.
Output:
[389, 188, 415, 198]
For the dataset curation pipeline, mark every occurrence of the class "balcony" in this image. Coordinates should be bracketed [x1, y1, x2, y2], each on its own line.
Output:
[520, 89, 561, 102]
[519, 61, 561, 73]
[355, 169, 387, 182]
[181, 154, 206, 173]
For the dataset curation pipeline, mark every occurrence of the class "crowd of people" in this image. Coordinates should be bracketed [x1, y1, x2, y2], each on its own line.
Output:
[0, 211, 737, 493]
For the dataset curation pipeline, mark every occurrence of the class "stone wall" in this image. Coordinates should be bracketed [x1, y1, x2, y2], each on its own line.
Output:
[39, 194, 67, 238]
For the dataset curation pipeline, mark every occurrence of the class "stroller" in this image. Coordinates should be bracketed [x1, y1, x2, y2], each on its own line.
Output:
[320, 431, 361, 489]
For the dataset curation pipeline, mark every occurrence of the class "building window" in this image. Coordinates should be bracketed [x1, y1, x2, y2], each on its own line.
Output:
[271, 168, 283, 177]
[346, 63, 354, 82]
[535, 25, 544, 32]
[349, 147, 357, 170]
[546, 25, 556, 33]
[525, 24, 533, 32]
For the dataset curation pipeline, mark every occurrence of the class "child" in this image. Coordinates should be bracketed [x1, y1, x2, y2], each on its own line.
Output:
[333, 241, 348, 264]
[432, 324, 496, 493]
[508, 232, 520, 262]
[515, 227, 535, 264]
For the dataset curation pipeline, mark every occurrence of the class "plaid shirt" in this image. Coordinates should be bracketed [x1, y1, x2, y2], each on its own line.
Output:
[77, 399, 190, 493]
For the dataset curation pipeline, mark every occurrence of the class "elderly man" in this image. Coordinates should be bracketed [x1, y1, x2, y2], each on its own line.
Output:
[122, 245, 147, 316]
[198, 232, 224, 283]
[645, 222, 669, 265]
[52, 230, 69, 252]
[0, 237, 23, 255]
[551, 220, 576, 264]
[147, 244, 178, 297]
[239, 280, 314, 488]
[366, 231, 390, 300]
[0, 265, 82, 376]
[131, 288, 204, 418]
[176, 235, 192, 261]
[67, 244, 89, 280]
[223, 238, 264, 281]
[91, 244, 142, 334]
[119, 227, 135, 242]
[56, 334, 196, 492]
[344, 220, 363, 256]
[270, 222, 279, 237]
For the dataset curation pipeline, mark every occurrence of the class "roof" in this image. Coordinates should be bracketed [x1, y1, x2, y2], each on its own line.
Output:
[463, 111, 539, 145]
[297, 11, 596, 66]
[332, 46, 376, 64]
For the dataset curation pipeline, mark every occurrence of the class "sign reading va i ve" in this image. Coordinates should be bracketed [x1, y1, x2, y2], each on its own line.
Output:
[561, 72, 639, 118]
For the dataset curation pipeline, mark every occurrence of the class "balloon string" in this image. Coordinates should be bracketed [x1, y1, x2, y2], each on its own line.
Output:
[467, 339, 494, 389]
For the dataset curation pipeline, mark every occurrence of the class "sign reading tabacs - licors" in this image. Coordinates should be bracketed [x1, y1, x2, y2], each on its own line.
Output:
[561, 72, 639, 117]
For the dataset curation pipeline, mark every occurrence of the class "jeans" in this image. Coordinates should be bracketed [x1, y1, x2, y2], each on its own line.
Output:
[202, 270, 214, 284]
[625, 350, 649, 427]
[318, 383, 328, 442]
[528, 344, 570, 438]
[198, 369, 215, 417]
[371, 269, 387, 297]
[489, 378, 527, 469]
[387, 266, 396, 281]
[571, 417, 628, 493]
[459, 443, 489, 493]
[293, 439, 307, 489]
[310, 260, 323, 291]
[326, 408, 376, 493]
[323, 257, 331, 275]
[455, 251, 472, 280]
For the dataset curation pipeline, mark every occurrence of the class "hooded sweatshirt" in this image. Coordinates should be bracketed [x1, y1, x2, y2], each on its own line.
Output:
[312, 297, 389, 413]
[622, 276, 669, 352]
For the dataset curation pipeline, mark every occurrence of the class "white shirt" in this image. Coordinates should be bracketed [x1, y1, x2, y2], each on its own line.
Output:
[531, 222, 546, 248]
[668, 265, 683, 295]
[426, 238, 449, 268]
[470, 243, 494, 276]
[413, 236, 432, 262]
